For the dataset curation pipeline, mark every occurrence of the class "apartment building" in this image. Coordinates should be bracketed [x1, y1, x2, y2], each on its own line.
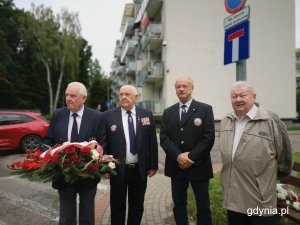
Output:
[110, 0, 296, 120]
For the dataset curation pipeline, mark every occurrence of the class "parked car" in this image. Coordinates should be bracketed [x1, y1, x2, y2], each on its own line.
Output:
[0, 111, 49, 152]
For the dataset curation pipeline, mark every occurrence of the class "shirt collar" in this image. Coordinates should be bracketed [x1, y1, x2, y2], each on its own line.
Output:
[179, 99, 193, 109]
[70, 105, 84, 118]
[232, 103, 258, 120]
[121, 106, 136, 116]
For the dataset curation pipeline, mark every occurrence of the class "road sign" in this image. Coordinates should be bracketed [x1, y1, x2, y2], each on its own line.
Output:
[225, 0, 246, 14]
[224, 20, 249, 65]
[224, 6, 250, 30]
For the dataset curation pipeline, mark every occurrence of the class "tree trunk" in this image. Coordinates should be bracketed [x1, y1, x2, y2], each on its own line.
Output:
[53, 55, 65, 112]
[41, 57, 53, 115]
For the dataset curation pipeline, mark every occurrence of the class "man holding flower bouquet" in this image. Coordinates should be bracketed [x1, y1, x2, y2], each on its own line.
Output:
[103, 85, 158, 225]
[43, 82, 106, 225]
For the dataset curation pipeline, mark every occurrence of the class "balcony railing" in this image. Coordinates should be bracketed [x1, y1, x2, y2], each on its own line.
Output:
[137, 60, 163, 86]
[137, 99, 165, 116]
[126, 61, 136, 74]
[120, 39, 137, 63]
[121, 17, 134, 41]
[135, 0, 163, 23]
[140, 23, 163, 51]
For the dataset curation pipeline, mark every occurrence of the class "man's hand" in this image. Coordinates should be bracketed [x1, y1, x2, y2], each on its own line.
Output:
[177, 152, 195, 169]
[148, 169, 157, 177]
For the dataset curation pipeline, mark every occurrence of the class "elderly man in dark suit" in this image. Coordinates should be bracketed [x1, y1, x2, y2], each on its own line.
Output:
[160, 76, 215, 225]
[44, 81, 105, 225]
[103, 84, 158, 225]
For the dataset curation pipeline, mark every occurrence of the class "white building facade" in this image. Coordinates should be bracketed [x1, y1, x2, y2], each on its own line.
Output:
[110, 0, 296, 120]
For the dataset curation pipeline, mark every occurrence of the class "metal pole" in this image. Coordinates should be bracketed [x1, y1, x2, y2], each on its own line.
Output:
[107, 78, 110, 109]
[236, 60, 247, 81]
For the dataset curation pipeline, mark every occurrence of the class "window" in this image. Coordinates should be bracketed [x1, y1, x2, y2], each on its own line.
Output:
[0, 114, 34, 125]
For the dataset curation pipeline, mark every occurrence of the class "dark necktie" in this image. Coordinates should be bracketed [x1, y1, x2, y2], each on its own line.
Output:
[127, 111, 136, 155]
[181, 105, 187, 123]
[71, 113, 78, 142]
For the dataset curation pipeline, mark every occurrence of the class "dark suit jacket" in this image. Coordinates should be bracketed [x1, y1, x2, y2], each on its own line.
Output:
[43, 106, 105, 189]
[160, 100, 215, 180]
[103, 106, 158, 185]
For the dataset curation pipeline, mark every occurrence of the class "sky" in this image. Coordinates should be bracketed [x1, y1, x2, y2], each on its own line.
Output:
[14, 0, 300, 75]
[13, 0, 132, 75]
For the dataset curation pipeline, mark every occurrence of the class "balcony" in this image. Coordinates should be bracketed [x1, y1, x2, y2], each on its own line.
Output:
[135, 0, 163, 23]
[137, 99, 165, 116]
[126, 61, 136, 75]
[121, 17, 134, 41]
[140, 23, 163, 51]
[120, 39, 137, 63]
[137, 60, 163, 86]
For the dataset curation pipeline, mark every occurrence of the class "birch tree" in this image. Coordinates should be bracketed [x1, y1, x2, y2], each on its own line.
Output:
[26, 4, 82, 114]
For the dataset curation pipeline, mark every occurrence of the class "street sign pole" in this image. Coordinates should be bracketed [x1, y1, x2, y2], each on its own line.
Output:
[236, 60, 246, 81]
[224, 0, 249, 81]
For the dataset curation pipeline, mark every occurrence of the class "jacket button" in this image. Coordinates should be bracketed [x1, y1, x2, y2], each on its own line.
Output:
[181, 141, 184, 144]
[181, 128, 183, 131]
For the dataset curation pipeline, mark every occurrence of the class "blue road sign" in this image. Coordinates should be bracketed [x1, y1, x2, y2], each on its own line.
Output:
[224, 20, 249, 65]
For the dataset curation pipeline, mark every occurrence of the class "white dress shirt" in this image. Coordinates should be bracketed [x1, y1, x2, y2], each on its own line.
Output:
[179, 99, 193, 120]
[232, 104, 258, 160]
[68, 106, 84, 142]
[121, 107, 138, 164]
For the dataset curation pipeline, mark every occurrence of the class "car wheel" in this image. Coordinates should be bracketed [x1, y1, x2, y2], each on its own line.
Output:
[20, 135, 42, 152]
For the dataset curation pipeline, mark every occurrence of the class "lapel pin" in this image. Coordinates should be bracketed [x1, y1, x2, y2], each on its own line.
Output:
[110, 124, 117, 132]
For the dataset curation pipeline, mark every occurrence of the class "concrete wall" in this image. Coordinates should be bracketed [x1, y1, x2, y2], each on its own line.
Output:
[162, 0, 296, 119]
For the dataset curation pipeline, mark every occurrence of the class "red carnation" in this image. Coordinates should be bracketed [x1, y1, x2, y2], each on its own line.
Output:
[65, 146, 76, 154]
[80, 146, 91, 155]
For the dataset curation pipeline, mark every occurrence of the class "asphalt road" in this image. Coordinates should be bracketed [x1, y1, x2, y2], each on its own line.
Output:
[0, 152, 59, 225]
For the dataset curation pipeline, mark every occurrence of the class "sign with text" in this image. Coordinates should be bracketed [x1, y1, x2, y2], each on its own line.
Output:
[224, 6, 250, 30]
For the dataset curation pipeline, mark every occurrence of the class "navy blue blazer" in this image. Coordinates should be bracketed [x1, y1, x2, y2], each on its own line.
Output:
[43, 106, 105, 189]
[103, 107, 158, 185]
[160, 100, 215, 180]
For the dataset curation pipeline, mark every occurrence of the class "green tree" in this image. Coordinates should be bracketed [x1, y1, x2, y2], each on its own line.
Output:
[87, 59, 109, 110]
[24, 4, 82, 114]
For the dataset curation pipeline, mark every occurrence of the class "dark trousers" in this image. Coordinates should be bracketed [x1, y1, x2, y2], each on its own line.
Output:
[110, 165, 147, 225]
[58, 186, 97, 225]
[171, 178, 212, 225]
[227, 210, 277, 225]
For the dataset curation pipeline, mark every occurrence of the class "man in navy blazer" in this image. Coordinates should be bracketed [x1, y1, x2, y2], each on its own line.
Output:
[104, 84, 158, 225]
[44, 82, 105, 225]
[160, 76, 215, 225]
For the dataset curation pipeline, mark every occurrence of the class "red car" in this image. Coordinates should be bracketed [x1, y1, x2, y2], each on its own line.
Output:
[0, 111, 49, 152]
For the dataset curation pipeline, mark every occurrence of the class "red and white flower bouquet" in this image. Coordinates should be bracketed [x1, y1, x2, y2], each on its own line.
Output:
[277, 183, 300, 212]
[8, 140, 119, 184]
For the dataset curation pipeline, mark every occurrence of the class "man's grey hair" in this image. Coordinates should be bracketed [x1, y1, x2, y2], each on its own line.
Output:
[68, 82, 88, 97]
[120, 85, 138, 95]
[231, 81, 256, 94]
[175, 75, 194, 86]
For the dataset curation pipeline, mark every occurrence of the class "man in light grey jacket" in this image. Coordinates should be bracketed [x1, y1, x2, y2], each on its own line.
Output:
[219, 81, 292, 225]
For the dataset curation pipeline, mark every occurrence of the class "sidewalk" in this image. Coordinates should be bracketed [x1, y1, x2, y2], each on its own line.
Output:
[94, 166, 222, 225]
[94, 131, 300, 224]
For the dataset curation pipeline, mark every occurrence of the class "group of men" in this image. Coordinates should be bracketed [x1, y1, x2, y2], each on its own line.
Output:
[44, 76, 292, 225]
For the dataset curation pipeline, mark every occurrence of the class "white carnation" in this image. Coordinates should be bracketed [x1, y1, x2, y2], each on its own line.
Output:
[108, 161, 116, 169]
[91, 149, 100, 160]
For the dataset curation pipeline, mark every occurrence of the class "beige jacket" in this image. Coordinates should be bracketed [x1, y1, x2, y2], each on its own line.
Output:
[220, 105, 284, 215]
